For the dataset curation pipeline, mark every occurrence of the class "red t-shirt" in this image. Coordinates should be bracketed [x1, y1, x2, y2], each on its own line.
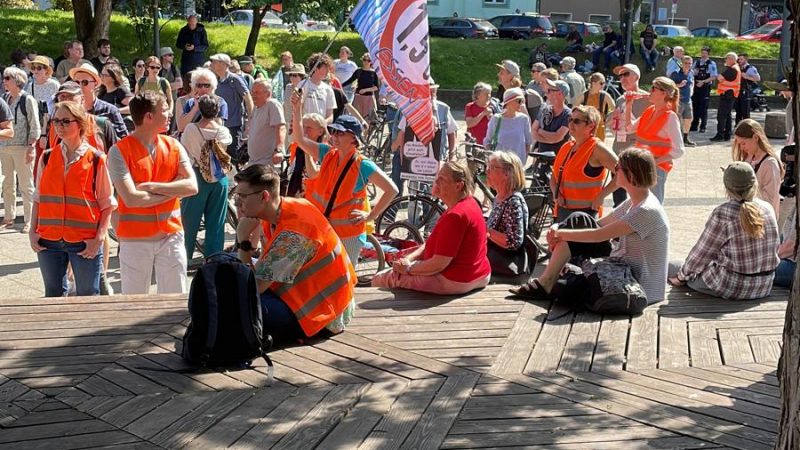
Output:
[423, 197, 491, 282]
[465, 102, 490, 144]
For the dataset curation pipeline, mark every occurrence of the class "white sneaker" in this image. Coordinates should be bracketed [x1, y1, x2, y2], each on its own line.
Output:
[66, 279, 76, 297]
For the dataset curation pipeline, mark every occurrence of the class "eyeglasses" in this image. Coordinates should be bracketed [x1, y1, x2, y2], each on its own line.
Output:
[2, 76, 11, 81]
[135, 63, 145, 68]
[76, 79, 95, 86]
[651, 86, 664, 92]
[32, 65, 47, 71]
[233, 189, 264, 200]
[618, 71, 633, 78]
[568, 117, 589, 125]
[51, 118, 78, 127]
[195, 83, 212, 89]
[148, 66, 161, 70]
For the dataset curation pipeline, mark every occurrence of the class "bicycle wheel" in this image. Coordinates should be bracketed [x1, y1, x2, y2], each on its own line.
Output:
[382, 220, 424, 243]
[355, 234, 385, 287]
[376, 195, 444, 239]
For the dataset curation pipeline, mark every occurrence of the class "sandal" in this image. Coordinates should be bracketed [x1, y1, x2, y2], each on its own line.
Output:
[509, 279, 551, 300]
[0, 220, 13, 229]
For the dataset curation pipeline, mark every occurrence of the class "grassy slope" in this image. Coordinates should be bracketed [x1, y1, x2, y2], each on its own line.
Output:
[0, 8, 780, 89]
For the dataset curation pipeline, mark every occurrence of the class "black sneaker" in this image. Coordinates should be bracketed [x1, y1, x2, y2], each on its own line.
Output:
[710, 135, 726, 142]
[684, 138, 697, 147]
[689, 126, 698, 132]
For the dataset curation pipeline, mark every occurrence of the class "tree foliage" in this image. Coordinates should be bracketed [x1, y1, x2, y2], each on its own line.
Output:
[0, 0, 35, 8]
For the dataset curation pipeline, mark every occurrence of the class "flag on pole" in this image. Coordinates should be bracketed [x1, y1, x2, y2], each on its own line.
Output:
[351, 0, 435, 144]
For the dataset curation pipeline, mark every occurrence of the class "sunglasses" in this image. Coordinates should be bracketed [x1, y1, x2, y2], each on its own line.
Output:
[2, 76, 11, 81]
[51, 118, 78, 127]
[330, 130, 349, 136]
[32, 65, 47, 71]
[568, 117, 589, 125]
[148, 66, 161, 70]
[618, 71, 633, 78]
[76, 79, 95, 86]
[135, 64, 145, 68]
[547, 88, 561, 94]
[195, 83, 212, 89]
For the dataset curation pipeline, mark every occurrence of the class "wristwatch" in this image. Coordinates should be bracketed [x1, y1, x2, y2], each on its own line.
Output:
[236, 240, 254, 252]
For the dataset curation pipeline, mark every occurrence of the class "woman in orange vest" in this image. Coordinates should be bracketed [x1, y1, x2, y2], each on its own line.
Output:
[233, 165, 356, 340]
[290, 91, 398, 264]
[284, 112, 326, 198]
[625, 76, 685, 203]
[28, 101, 116, 296]
[552, 105, 619, 222]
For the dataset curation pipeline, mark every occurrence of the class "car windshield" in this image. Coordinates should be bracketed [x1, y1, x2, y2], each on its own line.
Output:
[474, 20, 493, 27]
[744, 22, 781, 35]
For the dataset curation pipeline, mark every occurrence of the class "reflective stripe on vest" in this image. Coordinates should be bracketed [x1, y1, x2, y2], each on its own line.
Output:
[262, 198, 356, 337]
[552, 137, 608, 213]
[306, 148, 368, 239]
[717, 64, 741, 98]
[36, 144, 102, 242]
[635, 106, 673, 172]
[115, 135, 183, 238]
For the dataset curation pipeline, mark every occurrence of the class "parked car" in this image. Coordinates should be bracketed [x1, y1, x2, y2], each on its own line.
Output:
[217, 10, 334, 32]
[653, 25, 693, 37]
[691, 27, 736, 38]
[489, 13, 554, 39]
[737, 20, 783, 42]
[429, 17, 498, 39]
[554, 21, 602, 38]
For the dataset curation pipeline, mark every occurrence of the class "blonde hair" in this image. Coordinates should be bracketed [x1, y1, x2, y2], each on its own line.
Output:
[541, 68, 559, 81]
[489, 151, 525, 193]
[733, 119, 785, 177]
[509, 76, 523, 88]
[443, 160, 475, 197]
[53, 101, 91, 139]
[589, 72, 606, 85]
[727, 177, 766, 238]
[651, 76, 680, 112]
[301, 113, 328, 142]
[571, 104, 601, 136]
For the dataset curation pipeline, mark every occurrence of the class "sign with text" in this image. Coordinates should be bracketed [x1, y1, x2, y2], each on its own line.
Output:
[400, 127, 442, 182]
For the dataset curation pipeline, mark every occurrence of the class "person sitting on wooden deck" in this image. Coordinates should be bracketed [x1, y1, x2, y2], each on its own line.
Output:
[668, 162, 779, 299]
[511, 147, 669, 304]
[372, 161, 492, 295]
[233, 164, 357, 341]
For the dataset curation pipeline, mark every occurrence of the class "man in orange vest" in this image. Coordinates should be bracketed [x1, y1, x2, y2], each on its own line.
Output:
[234, 164, 356, 341]
[710, 52, 741, 142]
[107, 92, 198, 294]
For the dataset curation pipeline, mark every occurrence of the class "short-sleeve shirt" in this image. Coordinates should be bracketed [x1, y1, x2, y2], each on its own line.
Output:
[107, 139, 193, 187]
[300, 79, 336, 119]
[247, 99, 285, 166]
[465, 102, 490, 144]
[535, 105, 571, 154]
[183, 96, 229, 122]
[0, 97, 11, 123]
[639, 30, 657, 49]
[609, 193, 670, 303]
[484, 113, 532, 164]
[215, 72, 249, 128]
[669, 70, 694, 103]
[99, 86, 132, 109]
[317, 143, 378, 194]
[423, 197, 491, 283]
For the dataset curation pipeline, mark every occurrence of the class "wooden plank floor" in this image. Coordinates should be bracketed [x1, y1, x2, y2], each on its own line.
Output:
[0, 285, 788, 449]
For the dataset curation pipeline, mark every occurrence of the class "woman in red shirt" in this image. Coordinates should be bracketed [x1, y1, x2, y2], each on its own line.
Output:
[465, 82, 497, 144]
[371, 161, 491, 294]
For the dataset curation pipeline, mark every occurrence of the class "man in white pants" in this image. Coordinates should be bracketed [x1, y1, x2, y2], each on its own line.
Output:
[107, 91, 198, 294]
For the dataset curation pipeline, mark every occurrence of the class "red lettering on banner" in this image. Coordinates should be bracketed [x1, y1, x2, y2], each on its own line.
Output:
[377, 0, 430, 100]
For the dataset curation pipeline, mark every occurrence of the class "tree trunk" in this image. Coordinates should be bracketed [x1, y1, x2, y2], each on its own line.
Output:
[245, 6, 268, 57]
[776, 2, 800, 448]
[72, 0, 113, 59]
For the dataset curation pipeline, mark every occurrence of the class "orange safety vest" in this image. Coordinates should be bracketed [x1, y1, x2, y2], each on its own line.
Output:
[552, 137, 607, 215]
[260, 197, 356, 337]
[635, 105, 674, 173]
[49, 115, 105, 153]
[36, 144, 104, 242]
[306, 147, 367, 240]
[115, 134, 183, 239]
[717, 64, 741, 98]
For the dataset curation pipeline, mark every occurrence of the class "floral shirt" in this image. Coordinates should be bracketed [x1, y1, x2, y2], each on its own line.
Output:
[487, 192, 528, 250]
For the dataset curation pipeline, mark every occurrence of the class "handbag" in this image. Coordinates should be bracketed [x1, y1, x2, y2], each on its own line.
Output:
[487, 240, 527, 277]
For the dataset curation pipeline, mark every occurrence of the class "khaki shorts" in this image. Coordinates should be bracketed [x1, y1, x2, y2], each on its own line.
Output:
[678, 102, 693, 120]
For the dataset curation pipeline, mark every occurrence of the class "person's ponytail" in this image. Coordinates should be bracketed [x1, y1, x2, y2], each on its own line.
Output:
[739, 199, 765, 239]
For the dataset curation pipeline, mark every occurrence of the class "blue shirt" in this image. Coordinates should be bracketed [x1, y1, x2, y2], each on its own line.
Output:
[215, 72, 249, 128]
[183, 96, 229, 121]
[666, 57, 682, 77]
[90, 98, 128, 138]
[670, 70, 694, 103]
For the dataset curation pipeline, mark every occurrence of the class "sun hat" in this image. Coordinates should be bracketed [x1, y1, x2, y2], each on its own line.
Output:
[56, 81, 82, 96]
[613, 63, 641, 79]
[209, 53, 232, 66]
[502, 87, 525, 106]
[544, 78, 570, 97]
[327, 115, 364, 143]
[68, 63, 101, 84]
[285, 63, 306, 76]
[159, 47, 174, 57]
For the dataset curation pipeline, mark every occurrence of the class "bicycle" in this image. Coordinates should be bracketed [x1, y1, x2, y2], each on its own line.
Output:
[355, 221, 424, 287]
[362, 103, 396, 172]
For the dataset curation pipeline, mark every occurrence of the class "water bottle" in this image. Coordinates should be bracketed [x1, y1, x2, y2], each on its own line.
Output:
[614, 113, 626, 143]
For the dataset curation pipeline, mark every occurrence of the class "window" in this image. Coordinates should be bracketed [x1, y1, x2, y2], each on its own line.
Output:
[550, 12, 572, 22]
[484, 0, 507, 3]
[588, 14, 611, 24]
[708, 19, 729, 29]
[672, 18, 689, 27]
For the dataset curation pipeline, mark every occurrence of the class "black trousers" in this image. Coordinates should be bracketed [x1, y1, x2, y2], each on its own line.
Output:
[735, 92, 751, 124]
[690, 86, 711, 130]
[716, 94, 735, 138]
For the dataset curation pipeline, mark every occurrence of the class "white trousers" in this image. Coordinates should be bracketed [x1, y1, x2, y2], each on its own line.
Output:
[0, 145, 34, 225]
[119, 232, 188, 295]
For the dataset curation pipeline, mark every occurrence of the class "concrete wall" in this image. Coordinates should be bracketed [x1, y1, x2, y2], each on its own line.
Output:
[426, 0, 539, 20]
[539, 0, 620, 23]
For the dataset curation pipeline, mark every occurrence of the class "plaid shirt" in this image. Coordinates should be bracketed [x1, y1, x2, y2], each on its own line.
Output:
[678, 200, 780, 299]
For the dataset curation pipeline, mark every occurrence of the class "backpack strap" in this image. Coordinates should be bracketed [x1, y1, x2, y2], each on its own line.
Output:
[324, 153, 358, 218]
[198, 263, 221, 367]
[42, 149, 52, 168]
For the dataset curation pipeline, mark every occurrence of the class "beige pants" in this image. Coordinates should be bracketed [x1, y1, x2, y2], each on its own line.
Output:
[0, 145, 34, 226]
[119, 232, 188, 295]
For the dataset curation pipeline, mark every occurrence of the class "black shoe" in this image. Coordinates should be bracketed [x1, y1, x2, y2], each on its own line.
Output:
[689, 126, 698, 132]
[684, 138, 697, 147]
[723, 135, 731, 141]
[710, 135, 725, 142]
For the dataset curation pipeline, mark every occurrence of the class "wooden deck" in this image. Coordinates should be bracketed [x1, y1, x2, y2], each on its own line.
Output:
[0, 284, 788, 449]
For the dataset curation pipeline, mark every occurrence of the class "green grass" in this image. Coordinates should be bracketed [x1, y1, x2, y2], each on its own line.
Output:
[0, 8, 781, 90]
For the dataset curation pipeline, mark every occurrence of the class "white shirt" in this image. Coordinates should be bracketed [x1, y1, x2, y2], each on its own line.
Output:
[299, 79, 336, 119]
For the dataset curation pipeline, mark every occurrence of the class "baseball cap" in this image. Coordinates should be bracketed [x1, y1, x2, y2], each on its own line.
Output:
[502, 87, 525, 106]
[68, 63, 101, 84]
[544, 79, 570, 97]
[285, 63, 306, 76]
[723, 162, 756, 193]
[56, 81, 82, 96]
[613, 63, 641, 79]
[327, 115, 364, 143]
[560, 56, 576, 68]
[495, 60, 520, 78]
[160, 47, 174, 57]
[209, 53, 232, 66]
[237, 56, 254, 65]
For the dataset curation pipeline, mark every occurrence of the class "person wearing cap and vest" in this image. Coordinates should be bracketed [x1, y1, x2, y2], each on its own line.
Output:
[711, 52, 741, 142]
[290, 90, 398, 264]
[625, 76, 685, 203]
[107, 92, 198, 294]
[29, 101, 116, 297]
[233, 164, 356, 341]
[552, 105, 618, 222]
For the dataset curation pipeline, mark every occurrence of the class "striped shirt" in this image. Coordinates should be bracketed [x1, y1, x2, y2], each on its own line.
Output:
[678, 199, 779, 300]
[609, 193, 670, 303]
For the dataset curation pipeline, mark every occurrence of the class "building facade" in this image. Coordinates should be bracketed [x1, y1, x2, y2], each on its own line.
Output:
[426, 0, 540, 19]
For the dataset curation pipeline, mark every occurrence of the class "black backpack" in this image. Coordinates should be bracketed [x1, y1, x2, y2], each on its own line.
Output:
[182, 253, 274, 379]
[552, 258, 647, 317]
[3, 91, 45, 131]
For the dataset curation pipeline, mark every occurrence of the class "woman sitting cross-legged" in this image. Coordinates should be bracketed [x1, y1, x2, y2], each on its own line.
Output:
[371, 161, 491, 295]
[668, 162, 779, 300]
[511, 147, 670, 304]
[486, 151, 529, 276]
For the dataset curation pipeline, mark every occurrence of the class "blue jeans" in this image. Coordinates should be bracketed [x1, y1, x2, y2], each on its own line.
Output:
[37, 238, 102, 297]
[260, 290, 303, 341]
[181, 167, 229, 257]
[774, 259, 796, 288]
[650, 168, 668, 204]
[640, 47, 659, 69]
[592, 47, 618, 70]
[391, 150, 405, 196]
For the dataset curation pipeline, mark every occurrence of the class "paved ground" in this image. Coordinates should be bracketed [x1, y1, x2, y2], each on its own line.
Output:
[0, 110, 787, 295]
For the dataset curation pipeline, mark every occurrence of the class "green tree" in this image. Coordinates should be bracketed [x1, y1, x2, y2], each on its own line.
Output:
[0, 0, 35, 8]
[73, 0, 112, 58]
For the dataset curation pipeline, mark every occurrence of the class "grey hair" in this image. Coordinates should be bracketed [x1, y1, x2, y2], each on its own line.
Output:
[191, 68, 218, 90]
[3, 66, 27, 89]
[252, 78, 272, 93]
[472, 81, 492, 101]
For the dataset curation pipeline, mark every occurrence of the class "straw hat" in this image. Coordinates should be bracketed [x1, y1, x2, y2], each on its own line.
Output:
[30, 55, 53, 78]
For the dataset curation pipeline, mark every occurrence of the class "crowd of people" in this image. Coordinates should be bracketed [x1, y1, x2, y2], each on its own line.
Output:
[0, 15, 795, 343]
